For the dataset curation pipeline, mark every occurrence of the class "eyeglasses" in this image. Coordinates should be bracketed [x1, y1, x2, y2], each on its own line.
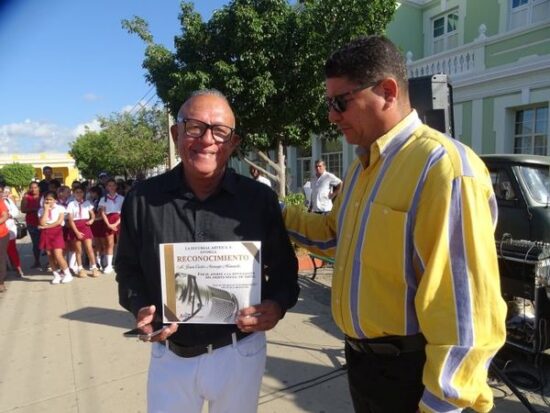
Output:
[325, 80, 381, 113]
[177, 117, 235, 143]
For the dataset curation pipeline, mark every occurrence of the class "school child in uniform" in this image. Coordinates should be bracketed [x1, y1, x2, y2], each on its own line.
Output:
[66, 185, 101, 278]
[38, 191, 72, 284]
[88, 186, 104, 270]
[98, 179, 124, 274]
[57, 185, 75, 272]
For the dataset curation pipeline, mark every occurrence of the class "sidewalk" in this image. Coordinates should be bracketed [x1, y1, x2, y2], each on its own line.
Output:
[0, 238, 549, 412]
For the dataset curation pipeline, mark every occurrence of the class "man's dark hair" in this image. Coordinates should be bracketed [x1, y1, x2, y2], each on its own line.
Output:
[43, 166, 52, 172]
[48, 179, 61, 190]
[325, 35, 408, 95]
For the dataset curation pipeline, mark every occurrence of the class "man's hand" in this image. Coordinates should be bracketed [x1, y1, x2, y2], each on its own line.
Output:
[236, 299, 283, 333]
[136, 305, 178, 342]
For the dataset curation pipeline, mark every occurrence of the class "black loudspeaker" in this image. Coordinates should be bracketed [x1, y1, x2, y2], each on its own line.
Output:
[408, 74, 455, 137]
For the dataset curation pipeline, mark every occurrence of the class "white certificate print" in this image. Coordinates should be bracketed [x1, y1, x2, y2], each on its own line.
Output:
[159, 241, 261, 324]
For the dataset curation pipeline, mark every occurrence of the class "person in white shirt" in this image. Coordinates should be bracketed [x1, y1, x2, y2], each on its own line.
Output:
[249, 166, 272, 188]
[38, 191, 72, 284]
[66, 185, 101, 278]
[1, 185, 23, 277]
[97, 178, 124, 273]
[309, 160, 342, 213]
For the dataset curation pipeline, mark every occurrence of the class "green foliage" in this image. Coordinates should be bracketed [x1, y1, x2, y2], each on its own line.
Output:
[284, 192, 307, 211]
[0, 163, 36, 193]
[124, 0, 397, 152]
[70, 107, 168, 179]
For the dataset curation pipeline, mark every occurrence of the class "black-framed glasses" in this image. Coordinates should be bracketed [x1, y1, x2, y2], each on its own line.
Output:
[176, 117, 235, 143]
[326, 80, 381, 113]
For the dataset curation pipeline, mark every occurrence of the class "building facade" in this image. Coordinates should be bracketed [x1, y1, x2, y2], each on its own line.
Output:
[0, 153, 81, 187]
[285, 0, 550, 193]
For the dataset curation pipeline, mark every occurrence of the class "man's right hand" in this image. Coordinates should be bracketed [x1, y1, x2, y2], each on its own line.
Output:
[136, 305, 178, 342]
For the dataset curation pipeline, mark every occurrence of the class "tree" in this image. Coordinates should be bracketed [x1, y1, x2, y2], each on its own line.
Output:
[123, 0, 397, 196]
[69, 130, 119, 179]
[0, 163, 36, 194]
[101, 108, 168, 178]
[70, 106, 168, 179]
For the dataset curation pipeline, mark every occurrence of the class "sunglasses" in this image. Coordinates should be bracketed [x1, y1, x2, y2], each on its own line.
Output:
[326, 80, 381, 113]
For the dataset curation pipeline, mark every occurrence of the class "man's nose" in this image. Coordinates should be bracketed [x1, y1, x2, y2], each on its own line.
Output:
[328, 107, 342, 124]
[199, 128, 216, 144]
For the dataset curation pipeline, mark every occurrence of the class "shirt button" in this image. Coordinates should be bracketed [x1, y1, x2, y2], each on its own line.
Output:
[354, 202, 359, 207]
[383, 208, 389, 214]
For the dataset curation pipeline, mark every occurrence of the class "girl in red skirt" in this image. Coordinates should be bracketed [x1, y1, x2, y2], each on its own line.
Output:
[38, 191, 73, 284]
[98, 179, 124, 274]
[67, 185, 101, 278]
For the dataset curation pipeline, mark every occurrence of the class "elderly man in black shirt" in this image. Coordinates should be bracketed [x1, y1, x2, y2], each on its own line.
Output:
[116, 89, 299, 413]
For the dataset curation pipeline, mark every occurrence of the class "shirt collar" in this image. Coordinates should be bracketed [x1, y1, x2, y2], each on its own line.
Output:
[162, 163, 238, 197]
[356, 110, 421, 168]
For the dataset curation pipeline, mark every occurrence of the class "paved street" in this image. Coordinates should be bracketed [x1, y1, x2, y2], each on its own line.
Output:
[0, 238, 549, 412]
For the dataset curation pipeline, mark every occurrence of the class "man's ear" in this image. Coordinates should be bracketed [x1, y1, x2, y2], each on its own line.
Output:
[230, 134, 241, 149]
[170, 124, 178, 145]
[379, 77, 398, 104]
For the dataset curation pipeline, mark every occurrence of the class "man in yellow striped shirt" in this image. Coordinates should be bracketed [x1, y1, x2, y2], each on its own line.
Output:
[284, 36, 507, 413]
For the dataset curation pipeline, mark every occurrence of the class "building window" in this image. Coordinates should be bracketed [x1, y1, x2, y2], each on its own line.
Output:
[509, 0, 550, 30]
[432, 11, 458, 54]
[513, 106, 548, 155]
[296, 157, 311, 187]
[321, 139, 343, 179]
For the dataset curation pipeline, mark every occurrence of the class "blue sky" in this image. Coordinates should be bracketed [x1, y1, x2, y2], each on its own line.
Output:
[0, 0, 228, 154]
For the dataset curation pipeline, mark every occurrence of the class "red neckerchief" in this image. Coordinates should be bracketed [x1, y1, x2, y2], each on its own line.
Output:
[78, 200, 84, 217]
[107, 194, 117, 203]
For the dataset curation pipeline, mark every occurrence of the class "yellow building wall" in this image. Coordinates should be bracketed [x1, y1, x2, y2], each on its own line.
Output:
[34, 166, 80, 185]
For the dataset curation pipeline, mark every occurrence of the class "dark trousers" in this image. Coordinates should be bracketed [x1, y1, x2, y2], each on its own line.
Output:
[27, 225, 41, 263]
[345, 341, 426, 413]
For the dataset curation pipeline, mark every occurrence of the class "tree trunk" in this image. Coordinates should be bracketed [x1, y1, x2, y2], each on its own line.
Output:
[277, 141, 285, 199]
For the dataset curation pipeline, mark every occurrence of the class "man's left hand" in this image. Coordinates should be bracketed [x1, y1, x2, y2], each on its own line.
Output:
[236, 299, 283, 332]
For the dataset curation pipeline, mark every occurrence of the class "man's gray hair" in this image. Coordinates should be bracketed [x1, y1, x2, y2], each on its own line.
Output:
[177, 89, 233, 123]
[190, 88, 229, 103]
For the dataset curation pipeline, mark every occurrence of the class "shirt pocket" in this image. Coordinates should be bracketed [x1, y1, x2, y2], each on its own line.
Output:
[363, 201, 408, 278]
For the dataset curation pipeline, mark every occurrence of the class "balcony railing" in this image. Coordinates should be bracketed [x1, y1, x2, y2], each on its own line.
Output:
[406, 25, 487, 79]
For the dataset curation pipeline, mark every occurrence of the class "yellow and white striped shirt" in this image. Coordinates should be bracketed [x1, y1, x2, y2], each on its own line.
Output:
[284, 111, 507, 413]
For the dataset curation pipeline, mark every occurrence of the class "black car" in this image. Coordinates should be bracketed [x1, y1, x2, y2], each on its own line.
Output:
[481, 154, 550, 243]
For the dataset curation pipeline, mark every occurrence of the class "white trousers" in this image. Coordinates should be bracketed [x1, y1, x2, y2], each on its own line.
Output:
[147, 332, 266, 413]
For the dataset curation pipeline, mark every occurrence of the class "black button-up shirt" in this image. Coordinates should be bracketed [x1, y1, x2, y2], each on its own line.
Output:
[115, 164, 299, 346]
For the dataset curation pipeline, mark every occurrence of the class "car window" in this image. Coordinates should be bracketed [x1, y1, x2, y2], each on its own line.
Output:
[490, 169, 517, 201]
[515, 165, 550, 205]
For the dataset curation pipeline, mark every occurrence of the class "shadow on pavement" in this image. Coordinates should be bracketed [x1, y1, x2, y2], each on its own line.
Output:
[61, 306, 135, 329]
[262, 355, 351, 411]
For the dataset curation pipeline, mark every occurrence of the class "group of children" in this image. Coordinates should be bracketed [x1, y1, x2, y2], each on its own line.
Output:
[36, 178, 124, 284]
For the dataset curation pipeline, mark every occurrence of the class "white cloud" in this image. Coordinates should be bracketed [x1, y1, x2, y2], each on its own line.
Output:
[73, 119, 101, 137]
[0, 99, 153, 154]
[82, 93, 101, 102]
[0, 118, 103, 154]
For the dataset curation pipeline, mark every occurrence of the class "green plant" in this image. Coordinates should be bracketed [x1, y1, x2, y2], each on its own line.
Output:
[284, 192, 307, 211]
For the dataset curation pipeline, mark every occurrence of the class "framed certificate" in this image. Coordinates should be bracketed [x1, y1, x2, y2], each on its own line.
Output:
[159, 241, 261, 324]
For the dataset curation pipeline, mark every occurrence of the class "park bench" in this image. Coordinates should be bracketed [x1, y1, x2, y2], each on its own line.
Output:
[308, 253, 335, 280]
